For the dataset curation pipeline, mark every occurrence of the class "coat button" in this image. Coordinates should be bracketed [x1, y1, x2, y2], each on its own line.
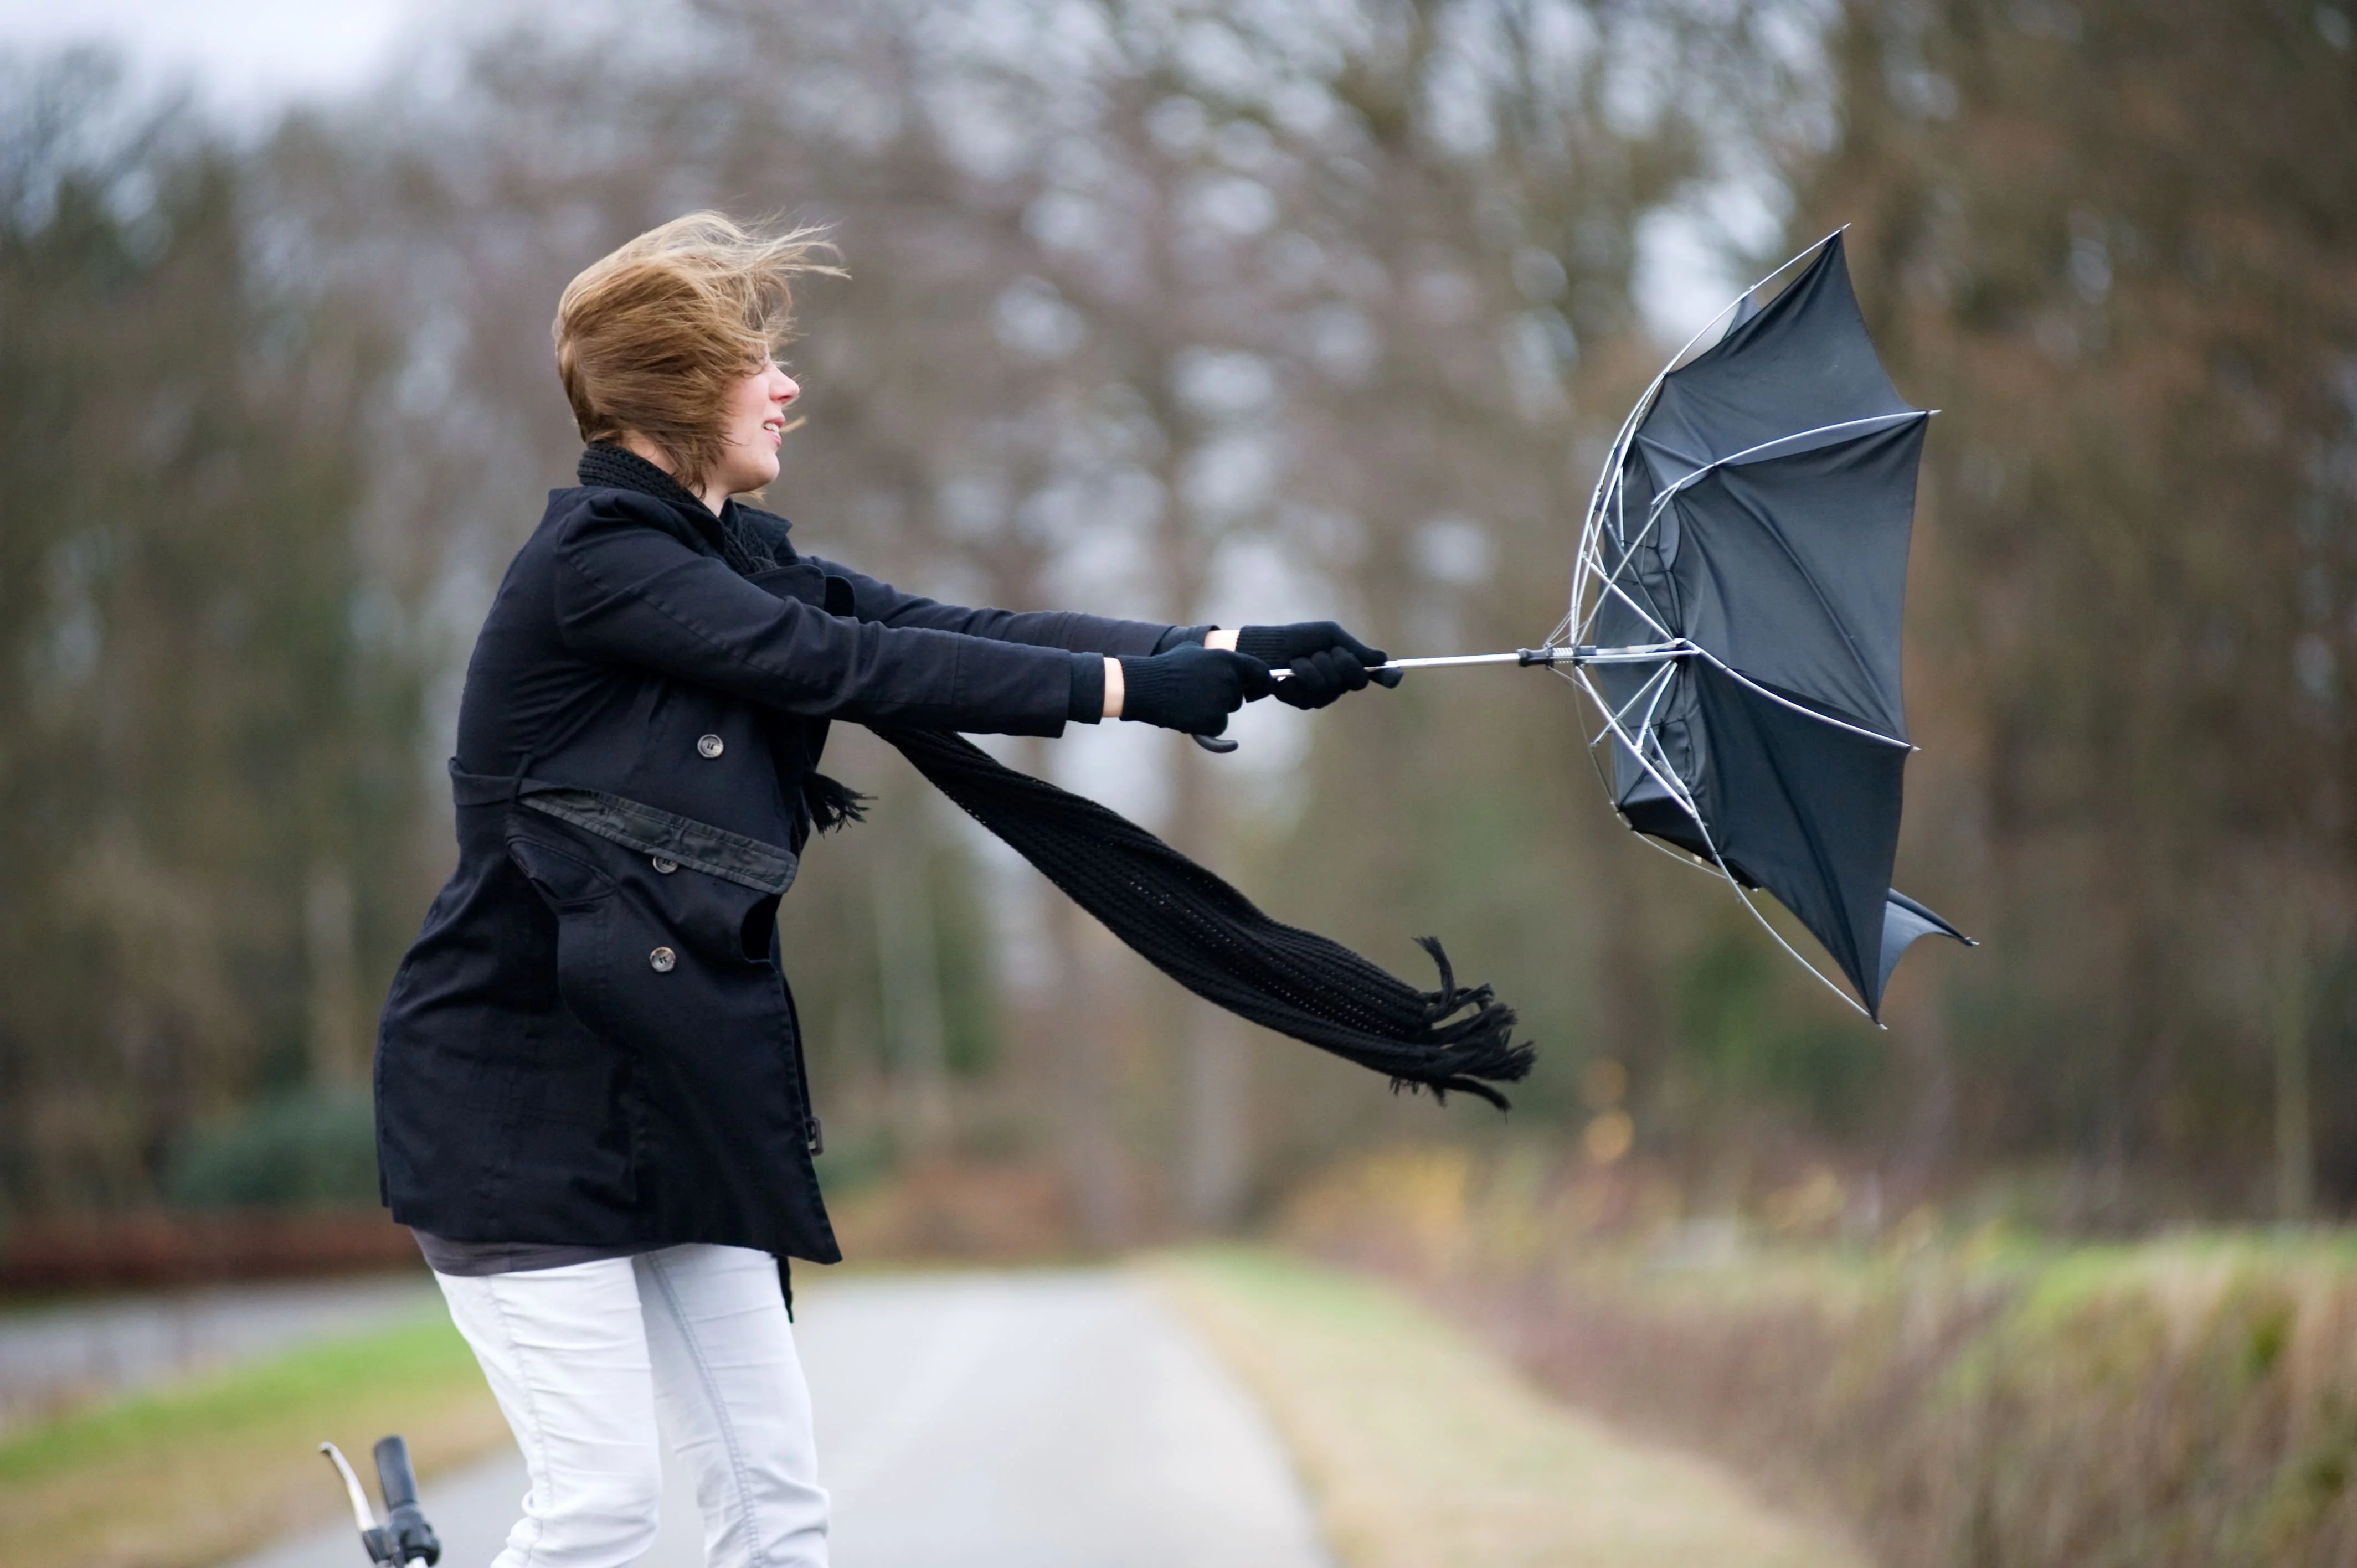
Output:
[651, 856, 679, 874]
[696, 734, 724, 759]
[649, 946, 677, 973]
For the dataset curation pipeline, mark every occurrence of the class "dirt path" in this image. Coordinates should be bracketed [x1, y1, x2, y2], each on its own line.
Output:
[1155, 1250, 1870, 1568]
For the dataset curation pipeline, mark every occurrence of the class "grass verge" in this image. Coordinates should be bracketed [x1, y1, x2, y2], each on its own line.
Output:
[1286, 1147, 2357, 1568]
[0, 1311, 507, 1568]
[1153, 1245, 1866, 1568]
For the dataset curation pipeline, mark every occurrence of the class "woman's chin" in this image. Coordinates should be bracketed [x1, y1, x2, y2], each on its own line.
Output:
[729, 456, 781, 496]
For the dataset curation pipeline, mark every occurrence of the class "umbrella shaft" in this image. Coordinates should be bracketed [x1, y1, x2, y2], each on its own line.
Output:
[1382, 652, 1533, 670]
[1264, 643, 1689, 677]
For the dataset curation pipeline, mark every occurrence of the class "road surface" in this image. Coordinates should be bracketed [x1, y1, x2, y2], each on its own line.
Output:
[231, 1269, 1331, 1567]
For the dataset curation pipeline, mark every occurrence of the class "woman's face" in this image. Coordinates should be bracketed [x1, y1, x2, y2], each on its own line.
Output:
[711, 357, 801, 498]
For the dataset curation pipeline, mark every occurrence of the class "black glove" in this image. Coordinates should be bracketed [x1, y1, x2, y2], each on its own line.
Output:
[1233, 621, 1403, 710]
[1116, 644, 1274, 735]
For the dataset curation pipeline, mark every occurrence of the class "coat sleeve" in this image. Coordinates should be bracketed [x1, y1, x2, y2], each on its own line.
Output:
[552, 493, 1074, 735]
[804, 554, 1191, 657]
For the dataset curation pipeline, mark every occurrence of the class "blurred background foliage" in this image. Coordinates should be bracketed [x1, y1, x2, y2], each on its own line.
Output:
[0, 0, 2350, 1239]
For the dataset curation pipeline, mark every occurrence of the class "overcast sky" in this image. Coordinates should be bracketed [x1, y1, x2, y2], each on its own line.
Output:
[0, 0, 1746, 342]
[0, 0, 423, 116]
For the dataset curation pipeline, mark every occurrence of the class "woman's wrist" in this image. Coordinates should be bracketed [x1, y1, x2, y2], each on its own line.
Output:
[1101, 631, 1227, 719]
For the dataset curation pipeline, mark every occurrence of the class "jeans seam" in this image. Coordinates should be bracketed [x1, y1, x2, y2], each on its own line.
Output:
[646, 1249, 772, 1567]
[480, 1277, 550, 1568]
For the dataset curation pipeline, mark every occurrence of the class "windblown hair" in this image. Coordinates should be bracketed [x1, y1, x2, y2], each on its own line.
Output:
[553, 213, 840, 493]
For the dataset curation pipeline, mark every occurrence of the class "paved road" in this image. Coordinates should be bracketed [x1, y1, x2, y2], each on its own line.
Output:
[234, 1270, 1332, 1568]
[0, 1273, 440, 1432]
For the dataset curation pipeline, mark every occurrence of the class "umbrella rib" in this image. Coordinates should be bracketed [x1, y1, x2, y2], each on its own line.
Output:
[1589, 575, 1675, 642]
[1688, 648, 1911, 750]
[1576, 684, 1622, 802]
[1702, 450, 1913, 729]
[1576, 666, 1874, 1020]
[1650, 223, 1855, 381]
[1569, 224, 1852, 630]
[1588, 657, 1679, 749]
[1720, 866, 1878, 1022]
[1577, 478, 1687, 643]
[1629, 828, 1736, 879]
[1567, 663, 1701, 868]
[1568, 463, 1628, 634]
[1671, 410, 1925, 477]
[1633, 659, 1680, 752]
[1578, 476, 1693, 643]
[1574, 667, 1704, 820]
[1571, 425, 1634, 622]
[1574, 411, 1659, 632]
[1574, 463, 1640, 641]
[1575, 411, 1927, 649]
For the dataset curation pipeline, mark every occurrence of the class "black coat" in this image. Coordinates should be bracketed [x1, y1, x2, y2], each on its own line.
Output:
[375, 452, 1180, 1262]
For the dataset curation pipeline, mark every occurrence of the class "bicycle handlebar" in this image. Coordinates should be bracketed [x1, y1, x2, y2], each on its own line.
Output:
[374, 1436, 421, 1512]
[374, 1436, 441, 1566]
[318, 1436, 441, 1566]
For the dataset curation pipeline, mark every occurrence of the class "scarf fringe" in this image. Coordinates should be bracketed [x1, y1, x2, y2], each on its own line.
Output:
[802, 772, 871, 834]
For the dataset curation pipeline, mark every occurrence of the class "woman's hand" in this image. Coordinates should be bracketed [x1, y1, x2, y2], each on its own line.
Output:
[1107, 645, 1273, 735]
[1225, 621, 1403, 710]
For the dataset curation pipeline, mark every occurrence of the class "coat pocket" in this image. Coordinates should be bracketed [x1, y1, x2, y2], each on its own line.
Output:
[496, 823, 637, 1209]
[508, 811, 780, 1039]
[506, 826, 614, 906]
[504, 821, 622, 1060]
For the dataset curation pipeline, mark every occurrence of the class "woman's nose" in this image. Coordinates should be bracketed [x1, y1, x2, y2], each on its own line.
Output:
[775, 373, 801, 405]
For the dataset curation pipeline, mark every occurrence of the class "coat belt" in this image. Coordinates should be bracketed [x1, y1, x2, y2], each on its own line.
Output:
[449, 762, 799, 895]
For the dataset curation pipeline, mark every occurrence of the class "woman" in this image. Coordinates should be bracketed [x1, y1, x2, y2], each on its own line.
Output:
[373, 212, 1394, 1568]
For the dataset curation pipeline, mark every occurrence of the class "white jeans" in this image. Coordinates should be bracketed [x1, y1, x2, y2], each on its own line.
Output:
[433, 1244, 828, 1568]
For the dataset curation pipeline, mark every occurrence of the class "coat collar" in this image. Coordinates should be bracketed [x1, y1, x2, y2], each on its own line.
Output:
[578, 441, 717, 522]
[575, 443, 790, 574]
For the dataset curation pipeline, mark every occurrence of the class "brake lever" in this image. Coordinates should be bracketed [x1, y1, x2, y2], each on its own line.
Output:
[1191, 733, 1239, 754]
[320, 1443, 396, 1565]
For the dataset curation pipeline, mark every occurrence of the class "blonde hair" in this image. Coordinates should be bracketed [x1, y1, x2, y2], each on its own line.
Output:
[554, 212, 841, 492]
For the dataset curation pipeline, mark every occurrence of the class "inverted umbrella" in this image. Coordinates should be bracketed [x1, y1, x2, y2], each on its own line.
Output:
[1334, 230, 1972, 1020]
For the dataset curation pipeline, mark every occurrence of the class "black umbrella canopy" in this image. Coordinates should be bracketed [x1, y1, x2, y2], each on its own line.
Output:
[1582, 233, 1970, 1019]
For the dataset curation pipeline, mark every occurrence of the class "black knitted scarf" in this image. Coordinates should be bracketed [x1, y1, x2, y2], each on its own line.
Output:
[576, 442, 791, 572]
[577, 445, 1532, 1107]
[879, 727, 1530, 1106]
